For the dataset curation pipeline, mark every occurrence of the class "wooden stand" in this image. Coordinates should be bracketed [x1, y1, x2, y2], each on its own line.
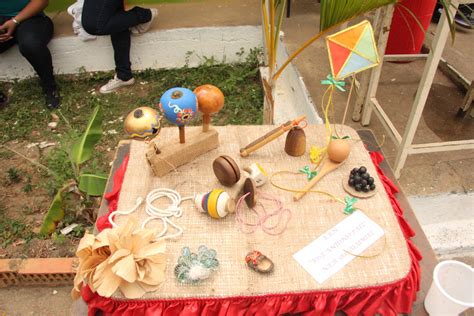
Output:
[146, 128, 219, 177]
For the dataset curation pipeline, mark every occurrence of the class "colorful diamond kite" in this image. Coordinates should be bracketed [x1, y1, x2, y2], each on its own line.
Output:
[326, 20, 380, 80]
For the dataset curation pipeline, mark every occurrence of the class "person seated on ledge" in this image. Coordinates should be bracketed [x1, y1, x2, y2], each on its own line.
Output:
[82, 0, 158, 94]
[0, 0, 60, 110]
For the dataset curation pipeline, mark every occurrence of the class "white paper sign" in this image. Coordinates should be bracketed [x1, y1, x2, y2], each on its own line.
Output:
[293, 210, 384, 284]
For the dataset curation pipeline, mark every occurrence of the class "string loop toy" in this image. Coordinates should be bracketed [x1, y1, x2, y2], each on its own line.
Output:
[108, 188, 194, 241]
[235, 191, 292, 236]
[142, 188, 194, 241]
[108, 197, 144, 228]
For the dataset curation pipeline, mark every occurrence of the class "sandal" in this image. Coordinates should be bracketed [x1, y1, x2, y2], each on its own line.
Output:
[245, 250, 274, 273]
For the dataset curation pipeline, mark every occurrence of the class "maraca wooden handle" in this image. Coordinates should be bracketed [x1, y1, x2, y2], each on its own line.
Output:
[203, 114, 211, 132]
[179, 126, 185, 143]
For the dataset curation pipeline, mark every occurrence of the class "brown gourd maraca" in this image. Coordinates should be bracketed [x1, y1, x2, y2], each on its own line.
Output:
[194, 85, 224, 132]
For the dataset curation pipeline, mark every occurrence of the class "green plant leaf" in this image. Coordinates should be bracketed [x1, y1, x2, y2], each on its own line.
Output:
[320, 0, 398, 31]
[70, 106, 103, 167]
[78, 173, 108, 196]
[39, 189, 65, 235]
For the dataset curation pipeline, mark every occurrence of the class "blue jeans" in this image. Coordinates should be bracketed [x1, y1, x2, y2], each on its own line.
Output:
[0, 14, 56, 91]
[82, 0, 151, 81]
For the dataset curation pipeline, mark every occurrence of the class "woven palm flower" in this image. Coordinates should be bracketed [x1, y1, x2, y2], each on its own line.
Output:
[72, 220, 167, 299]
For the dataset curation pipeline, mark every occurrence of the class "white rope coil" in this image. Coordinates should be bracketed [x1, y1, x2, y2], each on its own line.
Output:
[108, 197, 143, 228]
[108, 188, 194, 241]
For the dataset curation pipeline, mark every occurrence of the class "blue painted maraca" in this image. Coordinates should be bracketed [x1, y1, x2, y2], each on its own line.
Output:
[159, 87, 197, 143]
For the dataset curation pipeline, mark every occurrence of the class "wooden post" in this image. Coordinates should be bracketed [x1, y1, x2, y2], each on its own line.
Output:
[393, 2, 459, 178]
[361, 5, 394, 126]
[179, 126, 185, 143]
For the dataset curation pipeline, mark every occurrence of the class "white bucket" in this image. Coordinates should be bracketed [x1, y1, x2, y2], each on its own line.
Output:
[424, 260, 474, 315]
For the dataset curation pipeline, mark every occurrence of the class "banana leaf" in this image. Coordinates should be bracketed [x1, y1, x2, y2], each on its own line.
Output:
[39, 189, 65, 235]
[79, 173, 108, 196]
[70, 106, 103, 167]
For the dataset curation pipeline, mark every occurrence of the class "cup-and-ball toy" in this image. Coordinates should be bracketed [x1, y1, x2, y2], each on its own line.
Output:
[124, 107, 162, 139]
[294, 138, 351, 201]
[159, 87, 197, 143]
[194, 85, 225, 132]
[194, 189, 236, 219]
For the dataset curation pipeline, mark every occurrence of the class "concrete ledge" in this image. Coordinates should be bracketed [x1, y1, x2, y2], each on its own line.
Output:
[409, 192, 474, 258]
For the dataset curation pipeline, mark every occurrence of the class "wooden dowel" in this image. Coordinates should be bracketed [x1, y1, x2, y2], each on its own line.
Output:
[203, 114, 211, 132]
[179, 126, 185, 143]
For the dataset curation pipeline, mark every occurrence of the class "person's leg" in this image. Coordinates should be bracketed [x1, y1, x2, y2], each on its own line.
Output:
[110, 30, 133, 81]
[81, 0, 153, 93]
[82, 0, 151, 35]
[14, 15, 60, 109]
[14, 15, 56, 92]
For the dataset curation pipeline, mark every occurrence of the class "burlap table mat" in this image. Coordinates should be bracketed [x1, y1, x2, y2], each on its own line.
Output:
[113, 125, 411, 299]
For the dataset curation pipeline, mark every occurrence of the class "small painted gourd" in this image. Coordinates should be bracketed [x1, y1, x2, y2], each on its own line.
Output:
[124, 107, 161, 138]
[159, 87, 197, 126]
[194, 190, 235, 219]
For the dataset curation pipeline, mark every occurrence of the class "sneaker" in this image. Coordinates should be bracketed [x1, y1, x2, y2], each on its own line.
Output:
[99, 75, 135, 94]
[0, 91, 8, 108]
[44, 88, 60, 110]
[131, 8, 158, 35]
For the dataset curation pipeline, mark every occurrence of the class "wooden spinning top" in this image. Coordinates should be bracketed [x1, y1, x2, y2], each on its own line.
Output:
[284, 126, 306, 157]
[194, 189, 235, 219]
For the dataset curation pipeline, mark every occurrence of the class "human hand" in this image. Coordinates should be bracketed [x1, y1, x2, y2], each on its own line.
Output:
[0, 20, 17, 42]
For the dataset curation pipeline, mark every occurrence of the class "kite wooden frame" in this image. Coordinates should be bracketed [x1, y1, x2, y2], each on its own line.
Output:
[358, 1, 474, 179]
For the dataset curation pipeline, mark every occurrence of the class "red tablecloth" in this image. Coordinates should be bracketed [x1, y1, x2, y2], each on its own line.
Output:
[83, 151, 421, 316]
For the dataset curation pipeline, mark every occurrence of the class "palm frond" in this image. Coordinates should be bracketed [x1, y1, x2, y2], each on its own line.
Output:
[439, 0, 458, 43]
[320, 0, 399, 31]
